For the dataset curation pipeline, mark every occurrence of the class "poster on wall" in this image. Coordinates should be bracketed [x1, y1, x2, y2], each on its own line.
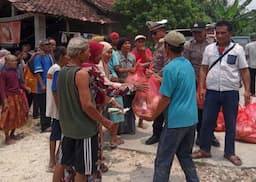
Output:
[0, 21, 21, 44]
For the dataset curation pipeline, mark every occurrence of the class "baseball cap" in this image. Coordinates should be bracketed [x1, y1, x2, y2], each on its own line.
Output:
[146, 19, 168, 32]
[134, 35, 146, 41]
[109, 32, 119, 39]
[191, 22, 206, 31]
[164, 31, 186, 47]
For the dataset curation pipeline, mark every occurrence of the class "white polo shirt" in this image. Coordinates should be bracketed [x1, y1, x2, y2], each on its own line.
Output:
[202, 42, 248, 91]
[245, 41, 256, 69]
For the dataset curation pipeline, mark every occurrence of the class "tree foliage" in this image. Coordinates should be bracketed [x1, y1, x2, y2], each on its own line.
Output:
[114, 0, 209, 36]
[114, 0, 256, 36]
[195, 0, 256, 35]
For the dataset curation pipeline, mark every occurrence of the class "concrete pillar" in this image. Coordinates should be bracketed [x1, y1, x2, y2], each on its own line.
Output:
[34, 14, 46, 47]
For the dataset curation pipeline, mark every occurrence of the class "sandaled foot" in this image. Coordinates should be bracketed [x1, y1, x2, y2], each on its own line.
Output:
[46, 165, 55, 173]
[100, 163, 109, 173]
[111, 138, 124, 146]
[138, 123, 147, 129]
[192, 149, 212, 159]
[10, 133, 25, 140]
[224, 155, 242, 166]
[5, 139, 16, 145]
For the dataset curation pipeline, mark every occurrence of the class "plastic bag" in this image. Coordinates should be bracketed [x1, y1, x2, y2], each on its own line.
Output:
[126, 63, 161, 116]
[235, 103, 256, 144]
[132, 75, 161, 116]
[215, 111, 225, 132]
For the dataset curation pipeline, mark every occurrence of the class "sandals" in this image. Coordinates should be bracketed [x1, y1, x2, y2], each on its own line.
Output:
[100, 163, 109, 173]
[192, 150, 212, 159]
[224, 155, 242, 166]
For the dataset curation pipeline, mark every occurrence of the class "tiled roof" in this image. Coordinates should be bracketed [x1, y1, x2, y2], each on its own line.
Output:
[86, 0, 116, 13]
[9, 0, 114, 24]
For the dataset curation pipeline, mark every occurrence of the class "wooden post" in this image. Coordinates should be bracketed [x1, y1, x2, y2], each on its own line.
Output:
[11, 6, 17, 16]
[34, 14, 46, 47]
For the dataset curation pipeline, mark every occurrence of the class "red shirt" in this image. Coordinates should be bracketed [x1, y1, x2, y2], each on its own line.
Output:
[0, 69, 22, 100]
[131, 48, 152, 64]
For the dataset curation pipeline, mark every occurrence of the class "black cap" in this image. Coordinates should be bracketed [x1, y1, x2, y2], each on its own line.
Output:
[191, 22, 206, 32]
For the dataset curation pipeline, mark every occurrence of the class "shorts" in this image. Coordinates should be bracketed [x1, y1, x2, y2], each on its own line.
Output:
[59, 134, 98, 175]
[50, 119, 62, 141]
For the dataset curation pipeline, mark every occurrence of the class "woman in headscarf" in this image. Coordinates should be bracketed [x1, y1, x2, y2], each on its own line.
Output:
[98, 41, 125, 146]
[81, 41, 128, 179]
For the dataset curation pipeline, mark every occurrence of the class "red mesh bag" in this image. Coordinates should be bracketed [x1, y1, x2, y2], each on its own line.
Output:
[235, 103, 256, 144]
[126, 63, 161, 116]
[132, 75, 161, 116]
[215, 111, 225, 132]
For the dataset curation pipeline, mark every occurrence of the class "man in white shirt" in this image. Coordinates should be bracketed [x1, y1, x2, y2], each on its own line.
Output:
[192, 20, 250, 166]
[245, 35, 256, 96]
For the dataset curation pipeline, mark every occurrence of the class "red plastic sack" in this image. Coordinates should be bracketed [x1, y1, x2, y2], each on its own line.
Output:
[215, 111, 225, 132]
[235, 103, 256, 143]
[236, 118, 256, 143]
[244, 103, 256, 121]
[132, 75, 161, 116]
[127, 63, 161, 116]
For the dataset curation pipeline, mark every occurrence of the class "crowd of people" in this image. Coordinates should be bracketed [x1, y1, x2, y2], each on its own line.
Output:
[0, 19, 254, 182]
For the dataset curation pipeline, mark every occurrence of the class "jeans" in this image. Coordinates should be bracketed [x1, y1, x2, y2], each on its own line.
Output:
[200, 90, 239, 156]
[37, 93, 51, 131]
[152, 113, 165, 138]
[249, 68, 256, 95]
[153, 125, 199, 182]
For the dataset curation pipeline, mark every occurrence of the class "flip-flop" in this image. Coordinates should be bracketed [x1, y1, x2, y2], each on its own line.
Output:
[224, 155, 242, 166]
[46, 166, 55, 173]
[100, 163, 109, 173]
[192, 149, 212, 159]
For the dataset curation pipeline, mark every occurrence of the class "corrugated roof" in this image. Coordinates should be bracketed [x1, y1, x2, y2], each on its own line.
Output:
[9, 0, 114, 24]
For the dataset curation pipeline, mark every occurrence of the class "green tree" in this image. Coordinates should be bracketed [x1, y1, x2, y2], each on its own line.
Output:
[113, 0, 209, 36]
[196, 0, 256, 35]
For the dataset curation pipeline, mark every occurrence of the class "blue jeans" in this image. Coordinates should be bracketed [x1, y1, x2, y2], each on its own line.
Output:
[200, 90, 239, 156]
[153, 125, 199, 182]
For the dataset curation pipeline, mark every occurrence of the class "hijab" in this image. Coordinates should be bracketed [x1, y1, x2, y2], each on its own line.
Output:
[88, 41, 104, 63]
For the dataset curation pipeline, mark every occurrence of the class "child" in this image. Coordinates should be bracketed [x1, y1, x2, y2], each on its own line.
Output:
[0, 55, 29, 144]
[46, 46, 69, 172]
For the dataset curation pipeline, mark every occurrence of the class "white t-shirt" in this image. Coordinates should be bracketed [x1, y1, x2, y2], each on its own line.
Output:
[245, 41, 256, 69]
[46, 64, 60, 119]
[202, 42, 248, 91]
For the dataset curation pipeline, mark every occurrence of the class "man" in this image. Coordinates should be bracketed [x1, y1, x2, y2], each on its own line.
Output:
[192, 20, 250, 166]
[52, 37, 114, 182]
[34, 40, 54, 132]
[144, 19, 167, 145]
[139, 31, 199, 182]
[46, 46, 68, 172]
[245, 34, 256, 96]
[184, 22, 220, 147]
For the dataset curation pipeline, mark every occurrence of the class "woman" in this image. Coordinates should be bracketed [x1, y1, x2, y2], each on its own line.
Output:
[98, 41, 125, 146]
[0, 55, 30, 144]
[115, 37, 136, 134]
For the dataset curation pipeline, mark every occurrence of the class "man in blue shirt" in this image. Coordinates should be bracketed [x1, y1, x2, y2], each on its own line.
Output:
[139, 31, 199, 182]
[34, 39, 54, 132]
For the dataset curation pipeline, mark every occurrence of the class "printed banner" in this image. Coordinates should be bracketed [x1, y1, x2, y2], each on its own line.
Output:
[0, 21, 21, 44]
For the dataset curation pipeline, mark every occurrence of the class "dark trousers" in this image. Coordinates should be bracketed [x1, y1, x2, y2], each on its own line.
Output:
[26, 92, 39, 117]
[153, 125, 199, 182]
[152, 113, 165, 138]
[249, 68, 256, 95]
[36, 93, 51, 131]
[196, 108, 203, 134]
[200, 90, 239, 156]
